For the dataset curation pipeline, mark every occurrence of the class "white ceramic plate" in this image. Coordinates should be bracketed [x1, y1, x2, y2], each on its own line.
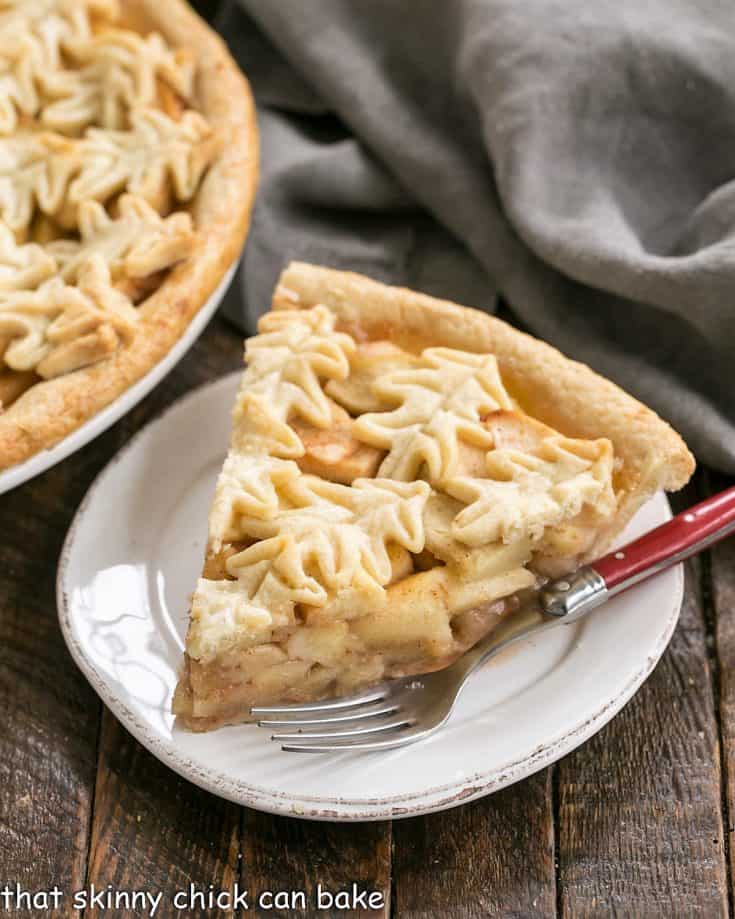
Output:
[0, 261, 238, 496]
[58, 372, 683, 821]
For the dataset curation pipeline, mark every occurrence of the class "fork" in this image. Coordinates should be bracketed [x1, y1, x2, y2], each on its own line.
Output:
[252, 486, 735, 752]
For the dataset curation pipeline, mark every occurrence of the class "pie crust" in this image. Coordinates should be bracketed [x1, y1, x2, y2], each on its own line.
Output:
[0, 0, 258, 471]
[173, 262, 695, 731]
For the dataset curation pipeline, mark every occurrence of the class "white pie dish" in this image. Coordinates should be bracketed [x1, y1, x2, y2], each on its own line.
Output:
[57, 370, 684, 821]
[0, 260, 237, 496]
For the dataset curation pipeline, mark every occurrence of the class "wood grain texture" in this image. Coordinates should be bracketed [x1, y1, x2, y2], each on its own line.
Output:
[392, 770, 556, 918]
[241, 810, 391, 917]
[0, 448, 101, 901]
[708, 470, 735, 908]
[87, 711, 241, 919]
[557, 478, 729, 918]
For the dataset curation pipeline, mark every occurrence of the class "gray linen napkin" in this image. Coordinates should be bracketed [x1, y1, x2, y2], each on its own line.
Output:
[218, 0, 735, 473]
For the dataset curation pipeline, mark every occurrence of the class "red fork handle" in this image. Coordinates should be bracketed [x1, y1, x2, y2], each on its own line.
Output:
[593, 485, 735, 594]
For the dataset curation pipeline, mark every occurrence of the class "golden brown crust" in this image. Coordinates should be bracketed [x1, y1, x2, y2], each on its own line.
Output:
[273, 262, 695, 559]
[0, 0, 259, 471]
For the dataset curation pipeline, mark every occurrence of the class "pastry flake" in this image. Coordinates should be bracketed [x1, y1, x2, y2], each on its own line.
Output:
[174, 264, 694, 731]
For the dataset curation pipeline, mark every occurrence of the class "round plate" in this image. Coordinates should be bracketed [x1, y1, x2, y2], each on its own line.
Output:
[0, 260, 237, 496]
[58, 372, 683, 821]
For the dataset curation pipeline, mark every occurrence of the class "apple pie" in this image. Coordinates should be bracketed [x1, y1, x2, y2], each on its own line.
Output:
[0, 0, 257, 471]
[173, 262, 695, 731]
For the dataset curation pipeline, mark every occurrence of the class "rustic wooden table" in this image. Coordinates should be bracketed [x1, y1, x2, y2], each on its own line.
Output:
[2, 3, 735, 915]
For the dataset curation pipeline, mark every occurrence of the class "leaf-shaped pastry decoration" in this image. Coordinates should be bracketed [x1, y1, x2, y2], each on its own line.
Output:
[68, 107, 217, 213]
[0, 220, 56, 291]
[41, 30, 195, 134]
[0, 111, 213, 234]
[354, 347, 512, 484]
[225, 475, 430, 609]
[208, 453, 302, 552]
[0, 131, 81, 233]
[187, 474, 429, 663]
[47, 194, 195, 283]
[325, 341, 422, 415]
[0, 26, 43, 134]
[0, 253, 137, 378]
[445, 437, 616, 547]
[0, 0, 118, 59]
[232, 306, 357, 459]
[0, 0, 119, 134]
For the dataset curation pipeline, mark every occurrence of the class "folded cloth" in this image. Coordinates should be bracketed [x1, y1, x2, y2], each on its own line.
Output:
[218, 0, 735, 473]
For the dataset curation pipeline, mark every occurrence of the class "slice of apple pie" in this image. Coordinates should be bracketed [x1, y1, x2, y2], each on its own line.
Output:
[173, 262, 695, 731]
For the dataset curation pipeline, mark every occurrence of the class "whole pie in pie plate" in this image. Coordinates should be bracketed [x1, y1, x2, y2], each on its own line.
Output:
[0, 0, 258, 489]
[173, 262, 695, 732]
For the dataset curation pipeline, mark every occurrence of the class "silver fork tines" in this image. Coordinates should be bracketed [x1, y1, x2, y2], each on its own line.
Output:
[251, 596, 570, 752]
[270, 718, 413, 743]
[251, 689, 387, 716]
[256, 703, 400, 728]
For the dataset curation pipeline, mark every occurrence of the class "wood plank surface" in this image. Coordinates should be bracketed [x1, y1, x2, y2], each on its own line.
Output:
[708, 471, 735, 910]
[556, 477, 730, 918]
[392, 770, 556, 918]
[87, 711, 241, 918]
[0, 451, 102, 908]
[241, 811, 391, 917]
